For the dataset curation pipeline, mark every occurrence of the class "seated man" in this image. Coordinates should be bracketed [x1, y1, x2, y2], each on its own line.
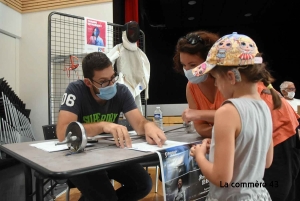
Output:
[56, 52, 167, 201]
[280, 81, 300, 113]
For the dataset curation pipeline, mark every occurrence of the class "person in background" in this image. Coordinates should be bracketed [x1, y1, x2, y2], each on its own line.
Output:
[173, 31, 300, 201]
[190, 32, 275, 200]
[173, 30, 221, 137]
[56, 52, 166, 201]
[280, 81, 300, 112]
[89, 27, 104, 46]
[173, 178, 186, 201]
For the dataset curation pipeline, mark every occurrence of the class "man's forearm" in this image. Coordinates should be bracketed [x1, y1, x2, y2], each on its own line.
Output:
[136, 119, 152, 135]
[82, 122, 107, 137]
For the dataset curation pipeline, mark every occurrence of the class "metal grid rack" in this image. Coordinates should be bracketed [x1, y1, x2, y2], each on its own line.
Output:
[48, 11, 147, 124]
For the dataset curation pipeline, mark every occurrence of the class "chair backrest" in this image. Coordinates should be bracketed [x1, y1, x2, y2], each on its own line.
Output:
[118, 119, 134, 131]
[42, 124, 57, 140]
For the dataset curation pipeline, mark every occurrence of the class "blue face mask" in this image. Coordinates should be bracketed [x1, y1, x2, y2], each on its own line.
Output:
[95, 83, 117, 100]
[183, 68, 208, 84]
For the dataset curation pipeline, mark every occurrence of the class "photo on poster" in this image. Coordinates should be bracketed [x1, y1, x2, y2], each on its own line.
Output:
[84, 17, 107, 53]
[156, 143, 209, 201]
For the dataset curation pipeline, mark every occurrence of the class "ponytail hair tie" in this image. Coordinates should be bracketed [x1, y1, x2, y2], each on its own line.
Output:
[267, 84, 273, 89]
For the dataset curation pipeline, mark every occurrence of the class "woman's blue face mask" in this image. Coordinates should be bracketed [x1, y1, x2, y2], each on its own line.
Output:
[95, 83, 117, 100]
[183, 68, 208, 84]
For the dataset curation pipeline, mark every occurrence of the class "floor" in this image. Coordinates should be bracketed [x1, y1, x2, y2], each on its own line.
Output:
[0, 158, 163, 201]
[0, 157, 69, 201]
[0, 160, 26, 201]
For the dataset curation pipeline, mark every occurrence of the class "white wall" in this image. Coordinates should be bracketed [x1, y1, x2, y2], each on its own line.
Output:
[19, 3, 113, 140]
[0, 2, 21, 94]
[0, 2, 22, 38]
[0, 33, 18, 92]
[146, 104, 188, 117]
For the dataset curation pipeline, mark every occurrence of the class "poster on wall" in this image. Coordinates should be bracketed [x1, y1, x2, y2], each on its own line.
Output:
[156, 143, 210, 201]
[84, 17, 107, 53]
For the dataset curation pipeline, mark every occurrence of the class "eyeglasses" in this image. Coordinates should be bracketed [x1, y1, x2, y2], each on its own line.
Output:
[92, 72, 119, 88]
[285, 88, 296, 91]
[184, 34, 203, 45]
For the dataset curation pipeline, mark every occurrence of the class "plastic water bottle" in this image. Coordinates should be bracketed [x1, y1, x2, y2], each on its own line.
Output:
[154, 106, 163, 130]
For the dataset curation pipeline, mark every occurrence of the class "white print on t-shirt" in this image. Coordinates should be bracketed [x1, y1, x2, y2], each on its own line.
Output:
[61, 93, 76, 107]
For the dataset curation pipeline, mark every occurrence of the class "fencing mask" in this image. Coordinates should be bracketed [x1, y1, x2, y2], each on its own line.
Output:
[122, 21, 140, 43]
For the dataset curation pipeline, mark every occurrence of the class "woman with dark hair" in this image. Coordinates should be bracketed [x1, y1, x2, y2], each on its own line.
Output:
[89, 27, 104, 46]
[173, 30, 221, 137]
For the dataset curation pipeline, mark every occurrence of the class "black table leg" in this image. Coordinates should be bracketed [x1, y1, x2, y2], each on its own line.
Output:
[34, 171, 44, 201]
[23, 164, 33, 201]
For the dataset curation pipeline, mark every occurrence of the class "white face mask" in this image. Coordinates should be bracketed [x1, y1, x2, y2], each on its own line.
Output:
[285, 91, 295, 99]
[183, 68, 208, 84]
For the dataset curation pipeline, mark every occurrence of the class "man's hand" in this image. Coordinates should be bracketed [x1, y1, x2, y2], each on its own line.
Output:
[144, 122, 167, 147]
[102, 122, 132, 148]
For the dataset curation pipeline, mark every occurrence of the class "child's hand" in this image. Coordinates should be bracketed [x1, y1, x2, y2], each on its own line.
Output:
[206, 138, 211, 154]
[190, 138, 210, 157]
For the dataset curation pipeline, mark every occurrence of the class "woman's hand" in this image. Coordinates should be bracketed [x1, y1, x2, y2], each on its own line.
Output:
[182, 108, 199, 123]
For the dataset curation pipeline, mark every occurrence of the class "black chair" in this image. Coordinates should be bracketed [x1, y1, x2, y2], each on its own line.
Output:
[118, 118, 134, 131]
[42, 124, 76, 200]
[42, 124, 57, 140]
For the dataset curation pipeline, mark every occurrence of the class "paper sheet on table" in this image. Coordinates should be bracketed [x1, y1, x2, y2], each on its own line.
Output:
[129, 140, 188, 152]
[89, 131, 138, 140]
[30, 140, 93, 152]
[128, 131, 137, 135]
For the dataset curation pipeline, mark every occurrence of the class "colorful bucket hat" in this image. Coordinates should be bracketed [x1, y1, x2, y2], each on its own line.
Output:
[191, 32, 263, 77]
